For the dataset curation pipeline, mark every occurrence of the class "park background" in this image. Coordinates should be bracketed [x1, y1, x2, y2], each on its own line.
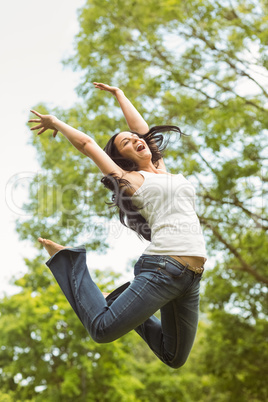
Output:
[0, 0, 267, 401]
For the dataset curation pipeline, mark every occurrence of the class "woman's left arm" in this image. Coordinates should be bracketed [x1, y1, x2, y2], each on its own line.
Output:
[93, 82, 149, 134]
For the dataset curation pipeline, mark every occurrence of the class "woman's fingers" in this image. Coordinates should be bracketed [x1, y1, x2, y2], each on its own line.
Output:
[30, 123, 43, 131]
[31, 123, 56, 136]
[93, 82, 120, 95]
[30, 110, 42, 117]
[28, 118, 41, 123]
[29, 111, 43, 130]
[37, 127, 47, 135]
[93, 82, 108, 90]
[29, 110, 57, 137]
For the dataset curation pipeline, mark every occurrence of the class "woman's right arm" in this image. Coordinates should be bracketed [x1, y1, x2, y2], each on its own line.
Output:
[29, 110, 124, 176]
[93, 82, 149, 134]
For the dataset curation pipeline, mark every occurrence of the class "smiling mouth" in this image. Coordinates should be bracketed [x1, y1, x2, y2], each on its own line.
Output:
[136, 143, 146, 152]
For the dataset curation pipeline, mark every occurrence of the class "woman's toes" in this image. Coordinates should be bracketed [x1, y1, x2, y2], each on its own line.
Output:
[38, 237, 67, 257]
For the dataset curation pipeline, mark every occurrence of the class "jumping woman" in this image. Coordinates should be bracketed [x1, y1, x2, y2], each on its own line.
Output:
[29, 83, 207, 368]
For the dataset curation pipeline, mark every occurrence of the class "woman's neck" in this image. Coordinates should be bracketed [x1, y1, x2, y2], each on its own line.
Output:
[138, 162, 163, 173]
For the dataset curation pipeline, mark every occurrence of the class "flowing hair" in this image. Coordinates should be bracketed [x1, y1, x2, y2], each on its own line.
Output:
[101, 125, 185, 241]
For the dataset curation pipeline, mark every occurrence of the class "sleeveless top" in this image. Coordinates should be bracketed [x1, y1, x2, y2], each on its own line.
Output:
[132, 170, 207, 258]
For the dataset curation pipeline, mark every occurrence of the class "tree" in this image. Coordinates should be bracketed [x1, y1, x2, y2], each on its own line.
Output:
[12, 0, 268, 400]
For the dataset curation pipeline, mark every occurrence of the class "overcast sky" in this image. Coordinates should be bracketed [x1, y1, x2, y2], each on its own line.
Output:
[0, 0, 147, 296]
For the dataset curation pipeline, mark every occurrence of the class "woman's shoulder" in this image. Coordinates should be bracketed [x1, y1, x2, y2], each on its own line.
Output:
[122, 171, 145, 195]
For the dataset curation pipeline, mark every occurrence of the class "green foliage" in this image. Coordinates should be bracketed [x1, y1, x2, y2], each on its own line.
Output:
[199, 311, 268, 402]
[5, 0, 268, 400]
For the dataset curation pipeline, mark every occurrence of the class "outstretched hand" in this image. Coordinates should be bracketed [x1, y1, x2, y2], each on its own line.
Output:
[93, 82, 123, 96]
[28, 110, 58, 137]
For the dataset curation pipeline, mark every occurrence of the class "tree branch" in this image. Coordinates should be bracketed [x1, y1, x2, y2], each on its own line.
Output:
[202, 193, 268, 229]
[187, 27, 268, 98]
[151, 44, 226, 106]
[195, 74, 267, 112]
[201, 217, 268, 284]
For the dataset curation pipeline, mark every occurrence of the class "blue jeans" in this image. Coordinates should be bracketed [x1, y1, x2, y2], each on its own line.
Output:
[46, 247, 203, 368]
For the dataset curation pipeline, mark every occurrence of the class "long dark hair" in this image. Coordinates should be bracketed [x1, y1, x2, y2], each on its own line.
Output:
[101, 125, 185, 241]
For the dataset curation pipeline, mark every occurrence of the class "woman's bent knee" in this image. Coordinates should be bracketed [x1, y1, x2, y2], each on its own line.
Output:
[90, 328, 118, 344]
[164, 352, 189, 369]
[166, 359, 186, 369]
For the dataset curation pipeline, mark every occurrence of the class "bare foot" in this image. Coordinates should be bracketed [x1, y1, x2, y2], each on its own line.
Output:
[38, 237, 67, 257]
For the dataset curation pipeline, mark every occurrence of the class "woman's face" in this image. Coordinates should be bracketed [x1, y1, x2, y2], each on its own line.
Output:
[114, 132, 151, 164]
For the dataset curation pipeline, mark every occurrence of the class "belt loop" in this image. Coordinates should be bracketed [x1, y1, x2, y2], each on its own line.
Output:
[159, 260, 166, 269]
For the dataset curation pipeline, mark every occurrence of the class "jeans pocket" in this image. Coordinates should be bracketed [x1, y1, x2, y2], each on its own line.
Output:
[162, 261, 185, 278]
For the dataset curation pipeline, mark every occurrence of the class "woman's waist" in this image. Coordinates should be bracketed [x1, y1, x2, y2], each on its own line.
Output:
[169, 255, 206, 268]
[134, 254, 206, 277]
[143, 241, 207, 265]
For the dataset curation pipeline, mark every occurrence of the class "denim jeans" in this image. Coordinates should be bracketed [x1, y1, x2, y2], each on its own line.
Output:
[46, 247, 203, 368]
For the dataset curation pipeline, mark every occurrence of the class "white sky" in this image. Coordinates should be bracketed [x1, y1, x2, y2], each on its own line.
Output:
[0, 0, 146, 296]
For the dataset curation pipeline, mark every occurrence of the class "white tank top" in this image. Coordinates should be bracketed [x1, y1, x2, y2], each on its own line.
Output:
[132, 170, 207, 258]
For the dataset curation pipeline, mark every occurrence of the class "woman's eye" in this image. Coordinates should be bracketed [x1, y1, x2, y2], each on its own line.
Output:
[123, 140, 129, 146]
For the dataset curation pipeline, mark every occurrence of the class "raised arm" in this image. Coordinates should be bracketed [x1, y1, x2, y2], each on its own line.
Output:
[28, 110, 125, 176]
[93, 83, 149, 134]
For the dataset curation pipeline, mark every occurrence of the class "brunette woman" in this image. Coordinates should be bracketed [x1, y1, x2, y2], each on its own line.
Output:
[29, 83, 206, 368]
